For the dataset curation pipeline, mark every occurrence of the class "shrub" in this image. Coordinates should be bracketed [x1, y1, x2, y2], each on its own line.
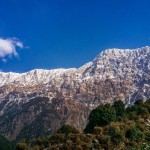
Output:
[136, 107, 149, 116]
[111, 131, 124, 145]
[99, 136, 111, 150]
[57, 124, 80, 135]
[134, 100, 144, 106]
[94, 127, 103, 135]
[145, 132, 150, 142]
[82, 143, 91, 150]
[16, 142, 28, 150]
[0, 134, 12, 150]
[49, 134, 65, 144]
[84, 104, 116, 133]
[125, 127, 144, 141]
[106, 126, 125, 145]
[113, 100, 125, 118]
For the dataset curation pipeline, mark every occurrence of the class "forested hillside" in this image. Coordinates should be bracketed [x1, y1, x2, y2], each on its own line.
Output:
[15, 99, 150, 150]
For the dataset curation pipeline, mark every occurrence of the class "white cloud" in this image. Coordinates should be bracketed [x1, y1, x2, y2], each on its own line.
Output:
[0, 37, 24, 61]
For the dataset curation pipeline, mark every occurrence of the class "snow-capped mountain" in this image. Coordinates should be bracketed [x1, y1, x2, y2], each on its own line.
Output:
[0, 46, 150, 140]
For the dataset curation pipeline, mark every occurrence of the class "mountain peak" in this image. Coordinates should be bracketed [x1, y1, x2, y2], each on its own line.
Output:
[0, 46, 150, 140]
[0, 46, 150, 87]
[93, 46, 150, 63]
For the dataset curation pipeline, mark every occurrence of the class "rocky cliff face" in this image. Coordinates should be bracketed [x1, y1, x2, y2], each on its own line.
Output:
[0, 46, 150, 140]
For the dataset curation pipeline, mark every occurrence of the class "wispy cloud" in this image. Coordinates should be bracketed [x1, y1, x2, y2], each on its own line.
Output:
[0, 37, 24, 62]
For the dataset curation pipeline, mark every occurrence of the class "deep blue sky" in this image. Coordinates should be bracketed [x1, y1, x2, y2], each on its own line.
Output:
[0, 0, 150, 72]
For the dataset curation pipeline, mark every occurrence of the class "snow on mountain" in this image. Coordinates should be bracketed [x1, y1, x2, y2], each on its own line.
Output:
[84, 46, 150, 80]
[0, 46, 150, 140]
[0, 68, 77, 87]
[1, 46, 150, 87]
[0, 72, 20, 86]
[0, 46, 150, 102]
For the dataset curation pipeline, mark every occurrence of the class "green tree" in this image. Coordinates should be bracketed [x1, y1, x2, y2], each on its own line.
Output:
[84, 104, 116, 133]
[113, 100, 125, 118]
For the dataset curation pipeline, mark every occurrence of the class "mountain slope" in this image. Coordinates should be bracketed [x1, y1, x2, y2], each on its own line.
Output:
[0, 46, 150, 140]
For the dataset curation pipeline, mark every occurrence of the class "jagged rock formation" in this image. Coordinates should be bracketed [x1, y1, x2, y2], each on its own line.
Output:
[0, 46, 150, 140]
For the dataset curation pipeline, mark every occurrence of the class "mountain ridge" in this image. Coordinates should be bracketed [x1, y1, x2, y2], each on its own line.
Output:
[0, 46, 150, 140]
[0, 46, 150, 85]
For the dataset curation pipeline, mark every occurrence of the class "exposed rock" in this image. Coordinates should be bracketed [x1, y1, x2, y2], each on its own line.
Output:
[0, 46, 150, 140]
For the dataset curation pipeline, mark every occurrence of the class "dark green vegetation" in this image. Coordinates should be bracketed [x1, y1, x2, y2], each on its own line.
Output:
[84, 103, 117, 133]
[0, 134, 12, 150]
[57, 124, 80, 135]
[1, 99, 150, 150]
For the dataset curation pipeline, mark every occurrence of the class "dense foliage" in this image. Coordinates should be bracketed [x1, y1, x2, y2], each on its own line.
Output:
[113, 100, 125, 118]
[5, 99, 150, 149]
[84, 103, 116, 133]
[0, 134, 12, 150]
